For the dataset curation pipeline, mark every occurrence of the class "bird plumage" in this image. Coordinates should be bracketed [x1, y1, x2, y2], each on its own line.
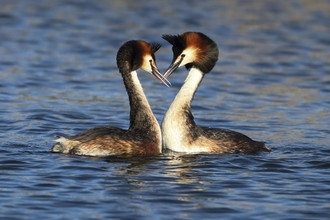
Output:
[161, 32, 270, 154]
[51, 40, 170, 157]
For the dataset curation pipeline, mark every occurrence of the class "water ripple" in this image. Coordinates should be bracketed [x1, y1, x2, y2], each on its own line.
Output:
[0, 0, 329, 219]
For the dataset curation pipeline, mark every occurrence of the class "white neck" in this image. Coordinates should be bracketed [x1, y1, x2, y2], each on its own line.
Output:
[161, 68, 204, 152]
[129, 71, 162, 151]
[172, 68, 203, 107]
[131, 71, 152, 110]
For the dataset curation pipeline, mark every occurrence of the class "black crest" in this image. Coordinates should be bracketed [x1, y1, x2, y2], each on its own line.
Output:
[150, 43, 161, 54]
[163, 32, 219, 73]
[163, 34, 186, 63]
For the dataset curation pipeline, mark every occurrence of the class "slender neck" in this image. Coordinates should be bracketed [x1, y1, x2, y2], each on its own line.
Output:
[169, 67, 204, 113]
[122, 70, 159, 132]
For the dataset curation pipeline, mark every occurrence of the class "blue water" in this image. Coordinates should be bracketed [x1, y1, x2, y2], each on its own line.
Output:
[1, 0, 329, 219]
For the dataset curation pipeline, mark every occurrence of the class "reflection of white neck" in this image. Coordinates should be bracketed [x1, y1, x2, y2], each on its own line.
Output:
[162, 67, 204, 151]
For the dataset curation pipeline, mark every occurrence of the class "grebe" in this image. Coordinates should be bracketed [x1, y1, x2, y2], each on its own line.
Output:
[161, 32, 270, 154]
[51, 40, 171, 156]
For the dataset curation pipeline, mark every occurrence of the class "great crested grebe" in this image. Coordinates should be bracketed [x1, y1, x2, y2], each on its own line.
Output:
[161, 32, 271, 154]
[51, 40, 171, 156]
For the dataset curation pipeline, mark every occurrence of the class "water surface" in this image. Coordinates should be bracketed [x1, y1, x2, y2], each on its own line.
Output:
[0, 0, 329, 219]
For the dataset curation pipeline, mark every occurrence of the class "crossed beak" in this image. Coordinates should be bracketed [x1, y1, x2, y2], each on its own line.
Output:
[150, 61, 171, 87]
[163, 55, 184, 78]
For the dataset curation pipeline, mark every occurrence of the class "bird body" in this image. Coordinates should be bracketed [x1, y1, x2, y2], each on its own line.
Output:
[161, 32, 270, 154]
[51, 40, 170, 156]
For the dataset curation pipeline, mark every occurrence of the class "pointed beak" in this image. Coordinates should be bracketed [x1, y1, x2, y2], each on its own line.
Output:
[164, 55, 184, 79]
[151, 62, 171, 87]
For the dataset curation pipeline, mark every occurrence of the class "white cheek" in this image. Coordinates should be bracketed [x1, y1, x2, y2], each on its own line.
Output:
[180, 47, 197, 66]
[142, 55, 153, 72]
[181, 56, 195, 66]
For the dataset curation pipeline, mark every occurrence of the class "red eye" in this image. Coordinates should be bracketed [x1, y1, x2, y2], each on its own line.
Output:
[149, 59, 152, 63]
[181, 54, 185, 58]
